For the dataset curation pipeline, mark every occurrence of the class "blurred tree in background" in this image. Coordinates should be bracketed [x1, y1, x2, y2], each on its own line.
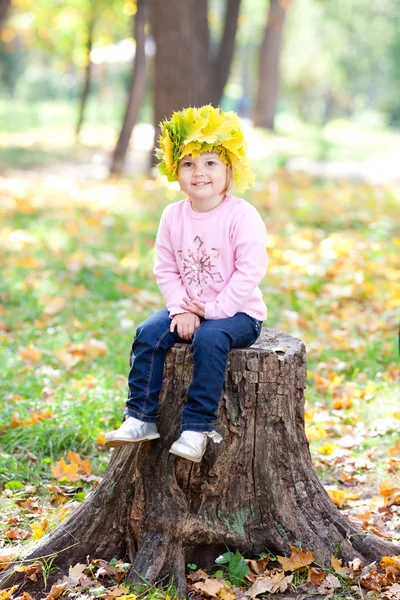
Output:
[0, 0, 399, 171]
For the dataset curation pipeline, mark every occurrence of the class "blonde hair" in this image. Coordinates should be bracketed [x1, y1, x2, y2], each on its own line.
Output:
[222, 166, 234, 193]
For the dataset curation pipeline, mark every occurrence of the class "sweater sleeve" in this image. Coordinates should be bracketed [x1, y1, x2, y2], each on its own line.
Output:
[204, 208, 267, 320]
[153, 208, 188, 317]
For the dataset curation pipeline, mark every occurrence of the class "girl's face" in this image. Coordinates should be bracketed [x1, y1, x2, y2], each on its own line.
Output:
[177, 152, 228, 210]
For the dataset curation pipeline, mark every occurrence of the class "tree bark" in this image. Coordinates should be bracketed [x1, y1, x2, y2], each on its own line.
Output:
[76, 9, 96, 138]
[253, 0, 288, 129]
[109, 0, 147, 175]
[210, 0, 241, 107]
[149, 0, 210, 162]
[2, 328, 400, 595]
[0, 0, 10, 28]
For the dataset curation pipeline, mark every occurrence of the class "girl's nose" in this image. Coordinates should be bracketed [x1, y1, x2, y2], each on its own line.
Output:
[193, 164, 204, 176]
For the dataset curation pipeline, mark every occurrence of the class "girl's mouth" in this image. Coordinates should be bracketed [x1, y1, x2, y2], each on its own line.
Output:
[192, 182, 210, 186]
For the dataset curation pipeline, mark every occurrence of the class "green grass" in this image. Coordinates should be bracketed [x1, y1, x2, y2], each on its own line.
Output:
[0, 112, 399, 569]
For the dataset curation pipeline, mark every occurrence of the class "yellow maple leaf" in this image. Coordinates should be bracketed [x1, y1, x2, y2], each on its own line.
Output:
[331, 556, 349, 574]
[380, 555, 400, 572]
[19, 346, 42, 363]
[51, 458, 80, 482]
[31, 517, 48, 540]
[326, 488, 360, 507]
[378, 480, 400, 506]
[388, 440, 400, 457]
[317, 443, 337, 455]
[218, 589, 236, 600]
[277, 546, 315, 572]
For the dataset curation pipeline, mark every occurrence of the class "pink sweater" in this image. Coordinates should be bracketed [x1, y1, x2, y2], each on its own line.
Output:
[153, 194, 267, 321]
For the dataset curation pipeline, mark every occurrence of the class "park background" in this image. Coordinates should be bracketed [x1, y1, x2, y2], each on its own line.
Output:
[0, 0, 399, 597]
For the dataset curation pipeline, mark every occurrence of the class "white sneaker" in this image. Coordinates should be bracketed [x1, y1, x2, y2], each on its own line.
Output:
[104, 416, 160, 448]
[169, 430, 207, 462]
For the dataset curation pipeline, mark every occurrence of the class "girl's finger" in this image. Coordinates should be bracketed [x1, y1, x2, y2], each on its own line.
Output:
[170, 318, 176, 332]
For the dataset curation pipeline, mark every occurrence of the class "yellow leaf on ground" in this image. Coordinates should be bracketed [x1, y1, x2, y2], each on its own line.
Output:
[41, 296, 66, 316]
[379, 480, 400, 506]
[51, 458, 80, 482]
[381, 556, 400, 572]
[331, 556, 350, 574]
[326, 488, 360, 507]
[43, 583, 68, 600]
[19, 345, 42, 363]
[0, 547, 20, 570]
[277, 546, 315, 571]
[389, 441, 400, 457]
[31, 517, 48, 540]
[218, 589, 236, 600]
[317, 443, 337, 455]
[193, 578, 225, 597]
[51, 453, 92, 481]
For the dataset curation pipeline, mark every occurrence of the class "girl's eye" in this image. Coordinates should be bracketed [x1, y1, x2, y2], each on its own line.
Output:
[206, 161, 216, 166]
[182, 162, 193, 167]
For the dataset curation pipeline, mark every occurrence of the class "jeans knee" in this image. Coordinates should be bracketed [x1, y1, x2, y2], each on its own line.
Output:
[193, 327, 230, 352]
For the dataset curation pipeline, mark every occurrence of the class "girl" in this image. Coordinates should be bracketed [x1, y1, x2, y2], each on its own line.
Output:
[105, 105, 267, 462]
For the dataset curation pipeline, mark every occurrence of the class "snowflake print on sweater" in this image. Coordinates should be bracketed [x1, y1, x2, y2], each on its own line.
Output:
[177, 235, 224, 295]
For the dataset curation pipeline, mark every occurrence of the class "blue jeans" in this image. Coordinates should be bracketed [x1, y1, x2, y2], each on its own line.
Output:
[126, 308, 262, 432]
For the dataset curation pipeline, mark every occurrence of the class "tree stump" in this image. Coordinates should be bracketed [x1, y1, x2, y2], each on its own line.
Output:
[2, 328, 399, 593]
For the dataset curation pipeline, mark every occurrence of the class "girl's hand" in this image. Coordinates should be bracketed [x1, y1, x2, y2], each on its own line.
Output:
[181, 297, 206, 318]
[170, 312, 201, 340]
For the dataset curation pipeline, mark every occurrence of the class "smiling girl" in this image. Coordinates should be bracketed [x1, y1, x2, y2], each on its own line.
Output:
[105, 105, 267, 462]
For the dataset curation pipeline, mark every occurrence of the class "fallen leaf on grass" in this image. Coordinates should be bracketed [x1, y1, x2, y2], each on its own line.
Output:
[0, 548, 20, 570]
[43, 582, 68, 600]
[4, 527, 31, 540]
[14, 561, 43, 581]
[331, 556, 350, 574]
[245, 556, 269, 575]
[193, 578, 225, 597]
[19, 345, 41, 363]
[10, 409, 53, 428]
[306, 566, 326, 585]
[41, 296, 67, 316]
[14, 497, 41, 513]
[277, 546, 314, 571]
[69, 561, 87, 580]
[379, 480, 400, 506]
[55, 339, 108, 369]
[51, 458, 80, 482]
[51, 451, 92, 482]
[317, 573, 341, 593]
[218, 588, 236, 600]
[389, 441, 400, 457]
[247, 571, 293, 596]
[381, 583, 400, 600]
[31, 516, 48, 539]
[348, 558, 363, 576]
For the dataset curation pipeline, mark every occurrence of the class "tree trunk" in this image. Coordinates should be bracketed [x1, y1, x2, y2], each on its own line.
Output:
[76, 10, 96, 138]
[210, 0, 241, 107]
[253, 0, 288, 129]
[149, 0, 210, 163]
[109, 0, 147, 175]
[2, 329, 399, 595]
[0, 0, 10, 28]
